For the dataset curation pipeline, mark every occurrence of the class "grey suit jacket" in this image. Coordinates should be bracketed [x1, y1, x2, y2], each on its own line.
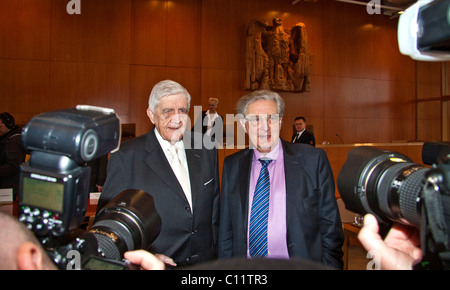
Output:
[218, 140, 344, 269]
[98, 128, 220, 266]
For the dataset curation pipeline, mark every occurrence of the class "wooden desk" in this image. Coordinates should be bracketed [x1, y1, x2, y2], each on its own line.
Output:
[86, 199, 98, 217]
[342, 222, 363, 270]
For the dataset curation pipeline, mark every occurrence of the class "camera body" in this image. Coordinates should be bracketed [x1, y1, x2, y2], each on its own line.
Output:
[19, 158, 90, 241]
[337, 142, 450, 269]
[398, 0, 450, 61]
[18, 106, 161, 270]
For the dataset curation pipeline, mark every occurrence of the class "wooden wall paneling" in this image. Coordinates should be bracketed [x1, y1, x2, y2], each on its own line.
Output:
[166, 0, 202, 68]
[416, 62, 442, 87]
[388, 80, 416, 119]
[0, 0, 423, 145]
[376, 26, 415, 82]
[0, 0, 52, 60]
[443, 63, 450, 97]
[324, 76, 375, 119]
[130, 0, 167, 66]
[280, 75, 325, 142]
[282, 75, 325, 119]
[417, 101, 441, 141]
[0, 59, 50, 124]
[370, 79, 415, 122]
[49, 61, 130, 116]
[416, 62, 442, 100]
[129, 65, 166, 136]
[323, 117, 384, 144]
[201, 0, 242, 70]
[323, 3, 375, 79]
[50, 0, 131, 64]
[443, 101, 449, 141]
[389, 118, 416, 142]
[417, 81, 443, 100]
[200, 68, 245, 114]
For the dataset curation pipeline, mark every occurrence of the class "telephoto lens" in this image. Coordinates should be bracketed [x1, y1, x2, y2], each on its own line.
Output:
[337, 146, 429, 227]
[89, 189, 162, 260]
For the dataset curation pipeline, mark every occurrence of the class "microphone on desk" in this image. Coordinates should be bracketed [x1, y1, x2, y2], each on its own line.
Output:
[336, 133, 344, 144]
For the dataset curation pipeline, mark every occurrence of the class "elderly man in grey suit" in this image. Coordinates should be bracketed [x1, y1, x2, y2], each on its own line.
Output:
[218, 90, 344, 269]
[98, 80, 220, 267]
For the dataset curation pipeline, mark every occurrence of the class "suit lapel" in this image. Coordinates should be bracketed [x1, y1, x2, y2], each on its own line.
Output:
[239, 148, 253, 234]
[282, 141, 302, 227]
[186, 147, 201, 209]
[144, 129, 189, 203]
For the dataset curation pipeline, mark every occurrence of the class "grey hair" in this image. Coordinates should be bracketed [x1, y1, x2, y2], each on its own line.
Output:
[148, 80, 191, 112]
[236, 90, 285, 117]
[209, 97, 219, 104]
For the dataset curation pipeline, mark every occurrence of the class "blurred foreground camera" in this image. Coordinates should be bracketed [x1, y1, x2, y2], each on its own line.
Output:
[49, 189, 161, 270]
[18, 106, 162, 269]
[337, 142, 450, 269]
[399, 0, 450, 61]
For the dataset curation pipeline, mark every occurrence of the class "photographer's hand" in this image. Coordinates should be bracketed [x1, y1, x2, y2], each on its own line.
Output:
[358, 214, 422, 270]
[124, 250, 165, 270]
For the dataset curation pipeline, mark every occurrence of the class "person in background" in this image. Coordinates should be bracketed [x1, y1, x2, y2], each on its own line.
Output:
[0, 112, 26, 201]
[291, 116, 315, 147]
[87, 154, 108, 193]
[192, 97, 224, 145]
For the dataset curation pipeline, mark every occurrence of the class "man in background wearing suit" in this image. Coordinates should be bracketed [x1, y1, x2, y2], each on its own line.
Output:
[291, 116, 315, 146]
[218, 90, 343, 269]
[192, 97, 224, 146]
[98, 80, 220, 267]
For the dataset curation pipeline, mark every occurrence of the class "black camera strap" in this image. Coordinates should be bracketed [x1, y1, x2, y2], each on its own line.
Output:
[421, 179, 450, 269]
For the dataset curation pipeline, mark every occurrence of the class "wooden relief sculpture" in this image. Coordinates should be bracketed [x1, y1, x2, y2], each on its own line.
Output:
[245, 18, 312, 93]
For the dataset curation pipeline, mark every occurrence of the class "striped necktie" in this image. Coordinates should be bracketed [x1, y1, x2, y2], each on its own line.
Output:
[249, 158, 272, 258]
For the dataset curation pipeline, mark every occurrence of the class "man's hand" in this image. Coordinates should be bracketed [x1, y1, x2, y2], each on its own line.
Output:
[124, 250, 166, 270]
[358, 214, 422, 270]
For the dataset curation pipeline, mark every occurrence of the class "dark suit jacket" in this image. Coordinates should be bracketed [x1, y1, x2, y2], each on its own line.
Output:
[0, 126, 26, 199]
[218, 140, 344, 269]
[292, 130, 315, 147]
[98, 128, 220, 266]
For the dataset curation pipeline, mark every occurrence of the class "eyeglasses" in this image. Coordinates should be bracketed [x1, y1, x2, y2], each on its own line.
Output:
[244, 114, 281, 126]
[161, 108, 189, 118]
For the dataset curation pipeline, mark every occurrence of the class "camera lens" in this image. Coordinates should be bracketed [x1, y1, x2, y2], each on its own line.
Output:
[337, 146, 428, 227]
[89, 189, 161, 260]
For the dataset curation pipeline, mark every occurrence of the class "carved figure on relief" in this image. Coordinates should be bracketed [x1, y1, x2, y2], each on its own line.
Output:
[245, 18, 312, 93]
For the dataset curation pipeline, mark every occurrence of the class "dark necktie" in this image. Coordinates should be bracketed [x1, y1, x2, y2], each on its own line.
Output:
[249, 158, 272, 258]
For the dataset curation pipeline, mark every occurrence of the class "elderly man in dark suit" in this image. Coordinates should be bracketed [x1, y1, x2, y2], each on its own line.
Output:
[98, 80, 220, 267]
[218, 90, 343, 269]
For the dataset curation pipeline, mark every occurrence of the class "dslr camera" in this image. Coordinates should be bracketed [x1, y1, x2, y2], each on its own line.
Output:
[17, 105, 162, 270]
[338, 142, 450, 269]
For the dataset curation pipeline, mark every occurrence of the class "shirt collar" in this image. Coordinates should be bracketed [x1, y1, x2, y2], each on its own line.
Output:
[206, 110, 218, 119]
[252, 138, 282, 162]
[154, 127, 185, 153]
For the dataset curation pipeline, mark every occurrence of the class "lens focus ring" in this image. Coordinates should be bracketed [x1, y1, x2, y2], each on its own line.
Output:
[397, 167, 427, 226]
